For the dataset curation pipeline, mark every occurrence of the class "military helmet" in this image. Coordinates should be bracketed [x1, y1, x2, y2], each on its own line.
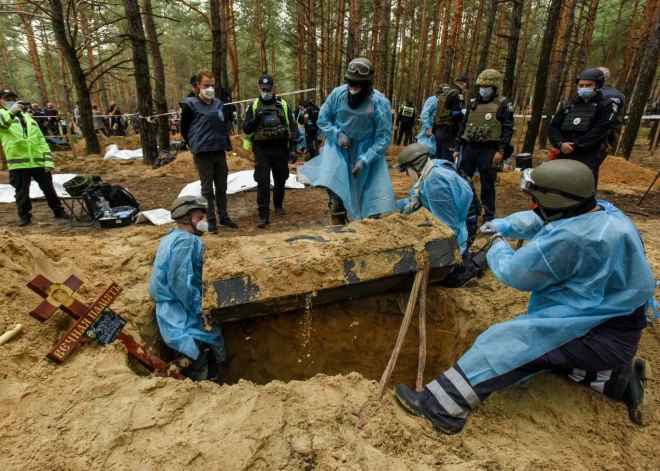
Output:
[345, 58, 375, 83]
[395, 143, 430, 172]
[519, 160, 595, 222]
[170, 195, 208, 220]
[476, 69, 503, 90]
[576, 68, 605, 88]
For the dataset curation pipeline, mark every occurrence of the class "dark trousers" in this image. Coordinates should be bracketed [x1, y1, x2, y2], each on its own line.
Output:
[458, 144, 497, 222]
[306, 132, 318, 157]
[178, 340, 220, 382]
[424, 324, 642, 429]
[193, 151, 228, 221]
[434, 127, 457, 162]
[397, 126, 414, 146]
[254, 146, 289, 217]
[9, 167, 64, 220]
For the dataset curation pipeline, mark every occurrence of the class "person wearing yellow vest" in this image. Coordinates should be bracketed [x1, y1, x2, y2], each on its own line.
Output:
[243, 74, 299, 229]
[396, 100, 416, 146]
[453, 70, 514, 222]
[0, 89, 68, 226]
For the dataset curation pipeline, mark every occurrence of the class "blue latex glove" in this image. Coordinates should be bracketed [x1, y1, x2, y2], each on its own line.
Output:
[404, 195, 421, 214]
[480, 221, 497, 235]
[352, 159, 365, 179]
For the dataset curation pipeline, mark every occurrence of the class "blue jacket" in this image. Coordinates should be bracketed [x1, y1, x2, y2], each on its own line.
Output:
[180, 96, 232, 155]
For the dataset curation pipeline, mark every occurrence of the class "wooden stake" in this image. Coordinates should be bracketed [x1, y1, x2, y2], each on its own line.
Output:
[415, 266, 429, 392]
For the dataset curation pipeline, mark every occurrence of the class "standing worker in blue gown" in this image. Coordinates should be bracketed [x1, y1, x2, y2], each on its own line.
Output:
[299, 58, 396, 225]
[394, 159, 656, 434]
[149, 195, 226, 382]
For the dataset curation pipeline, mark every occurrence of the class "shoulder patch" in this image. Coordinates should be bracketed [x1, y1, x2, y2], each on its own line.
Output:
[507, 103, 514, 112]
[612, 104, 618, 112]
[458, 94, 464, 101]
[611, 97, 621, 104]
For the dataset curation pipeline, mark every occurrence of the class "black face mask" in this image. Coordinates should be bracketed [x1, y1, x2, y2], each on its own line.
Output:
[533, 197, 598, 223]
[347, 81, 372, 109]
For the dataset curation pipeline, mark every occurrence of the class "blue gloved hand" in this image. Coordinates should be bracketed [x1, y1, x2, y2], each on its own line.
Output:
[404, 195, 421, 214]
[479, 221, 497, 235]
[338, 132, 351, 149]
[490, 233, 506, 246]
[352, 159, 365, 179]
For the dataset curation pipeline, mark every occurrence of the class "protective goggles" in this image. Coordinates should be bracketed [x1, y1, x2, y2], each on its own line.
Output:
[347, 62, 372, 76]
[394, 153, 428, 173]
[172, 196, 208, 214]
[519, 168, 593, 200]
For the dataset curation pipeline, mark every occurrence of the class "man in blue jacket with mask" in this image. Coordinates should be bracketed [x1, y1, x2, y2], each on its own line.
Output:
[149, 195, 226, 381]
[395, 160, 656, 434]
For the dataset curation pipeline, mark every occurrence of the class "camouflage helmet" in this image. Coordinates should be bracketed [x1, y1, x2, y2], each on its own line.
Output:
[345, 58, 375, 83]
[395, 143, 430, 172]
[476, 69, 503, 90]
[170, 195, 208, 220]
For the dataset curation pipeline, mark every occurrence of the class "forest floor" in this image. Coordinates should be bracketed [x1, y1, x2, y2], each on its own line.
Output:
[1, 135, 660, 470]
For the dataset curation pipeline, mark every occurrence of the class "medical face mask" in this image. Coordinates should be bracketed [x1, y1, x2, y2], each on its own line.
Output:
[261, 92, 274, 100]
[479, 87, 493, 98]
[200, 87, 215, 99]
[577, 88, 594, 99]
[4, 101, 15, 108]
[191, 217, 208, 235]
[348, 88, 361, 95]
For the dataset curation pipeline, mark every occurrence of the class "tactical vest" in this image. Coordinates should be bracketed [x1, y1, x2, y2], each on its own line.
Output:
[560, 101, 599, 133]
[464, 97, 505, 143]
[401, 106, 414, 118]
[253, 98, 290, 141]
[180, 96, 232, 155]
[434, 90, 458, 127]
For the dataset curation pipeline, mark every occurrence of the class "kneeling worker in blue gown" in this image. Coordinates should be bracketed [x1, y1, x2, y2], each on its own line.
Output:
[300, 58, 397, 225]
[395, 159, 656, 433]
[149, 196, 226, 381]
[395, 143, 486, 287]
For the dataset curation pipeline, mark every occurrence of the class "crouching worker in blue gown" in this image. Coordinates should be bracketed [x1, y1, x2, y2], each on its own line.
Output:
[395, 159, 657, 434]
[149, 195, 226, 381]
[395, 143, 486, 287]
[299, 58, 397, 225]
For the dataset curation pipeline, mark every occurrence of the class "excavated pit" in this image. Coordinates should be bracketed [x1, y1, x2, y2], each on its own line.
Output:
[216, 286, 470, 386]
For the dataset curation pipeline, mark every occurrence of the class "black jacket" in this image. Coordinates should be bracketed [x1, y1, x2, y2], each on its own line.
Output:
[242, 96, 299, 151]
[455, 94, 515, 152]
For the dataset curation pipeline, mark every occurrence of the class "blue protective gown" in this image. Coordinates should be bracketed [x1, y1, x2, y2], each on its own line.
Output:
[457, 201, 656, 386]
[416, 96, 437, 155]
[148, 228, 226, 361]
[396, 160, 473, 253]
[299, 85, 397, 221]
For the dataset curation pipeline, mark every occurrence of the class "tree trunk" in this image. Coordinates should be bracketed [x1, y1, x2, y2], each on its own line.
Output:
[348, 0, 361, 61]
[622, 1, 660, 102]
[502, 0, 524, 98]
[568, 0, 600, 98]
[476, 0, 497, 80]
[58, 50, 73, 113]
[426, 1, 443, 99]
[605, 0, 626, 67]
[48, 0, 100, 154]
[122, 0, 159, 165]
[227, 0, 241, 100]
[616, 0, 641, 90]
[334, 0, 347, 88]
[79, 5, 100, 105]
[18, 3, 49, 105]
[396, 0, 410, 103]
[370, 1, 382, 69]
[443, 0, 465, 83]
[39, 20, 62, 109]
[492, 1, 506, 69]
[437, 0, 452, 83]
[513, 0, 534, 100]
[539, 0, 577, 148]
[296, 2, 305, 90]
[522, 0, 563, 154]
[456, 0, 474, 76]
[143, 0, 170, 151]
[413, 0, 430, 105]
[306, 0, 318, 90]
[388, 0, 402, 102]
[1, 37, 17, 90]
[559, 0, 586, 99]
[619, 14, 660, 159]
[255, 0, 267, 72]
[377, 0, 391, 92]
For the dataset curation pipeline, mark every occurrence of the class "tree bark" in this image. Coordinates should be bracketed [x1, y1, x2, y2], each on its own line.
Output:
[227, 0, 241, 100]
[492, 1, 506, 69]
[143, 0, 170, 151]
[306, 0, 318, 90]
[370, 1, 382, 69]
[622, 0, 660, 102]
[513, 0, 535, 100]
[568, 0, 600, 98]
[1, 36, 17, 91]
[476, 0, 497, 80]
[522, 0, 563, 154]
[388, 0, 402, 102]
[396, 0, 410, 103]
[48, 0, 100, 154]
[334, 0, 347, 88]
[443, 0, 464, 84]
[79, 5, 100, 105]
[605, 0, 626, 66]
[468, 0, 486, 77]
[39, 20, 62, 109]
[413, 0, 431, 105]
[122, 0, 159, 165]
[255, 0, 267, 72]
[58, 50, 73, 114]
[377, 0, 391, 92]
[348, 0, 362, 61]
[619, 14, 660, 159]
[539, 0, 577, 148]
[437, 0, 452, 84]
[426, 0, 443, 99]
[616, 0, 641, 90]
[502, 0, 524, 98]
[559, 0, 586, 99]
[18, 3, 49, 105]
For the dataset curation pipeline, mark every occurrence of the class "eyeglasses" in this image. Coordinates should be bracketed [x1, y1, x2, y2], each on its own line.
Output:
[347, 62, 372, 76]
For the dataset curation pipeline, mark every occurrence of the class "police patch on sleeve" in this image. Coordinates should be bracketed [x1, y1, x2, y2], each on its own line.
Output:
[612, 104, 618, 112]
[218, 109, 224, 120]
[507, 102, 514, 111]
[458, 94, 464, 101]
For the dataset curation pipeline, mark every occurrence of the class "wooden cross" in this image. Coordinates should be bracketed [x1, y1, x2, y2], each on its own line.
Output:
[28, 274, 184, 380]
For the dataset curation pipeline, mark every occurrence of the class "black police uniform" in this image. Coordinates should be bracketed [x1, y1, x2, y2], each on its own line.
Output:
[304, 101, 320, 158]
[243, 92, 298, 220]
[549, 90, 617, 188]
[396, 104, 416, 146]
[455, 94, 514, 222]
[434, 84, 465, 162]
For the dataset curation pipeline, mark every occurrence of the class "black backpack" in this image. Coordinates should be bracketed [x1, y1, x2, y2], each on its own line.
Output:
[83, 178, 139, 219]
[108, 185, 139, 210]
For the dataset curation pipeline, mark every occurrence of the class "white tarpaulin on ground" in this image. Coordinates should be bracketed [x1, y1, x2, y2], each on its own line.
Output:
[103, 144, 143, 161]
[178, 170, 305, 198]
[135, 208, 175, 226]
[0, 173, 76, 203]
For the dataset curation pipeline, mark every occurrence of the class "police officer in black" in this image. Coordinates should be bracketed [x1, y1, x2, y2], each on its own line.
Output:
[243, 74, 299, 229]
[434, 74, 469, 161]
[396, 100, 416, 146]
[180, 68, 237, 232]
[549, 68, 617, 189]
[303, 99, 320, 158]
[453, 69, 514, 223]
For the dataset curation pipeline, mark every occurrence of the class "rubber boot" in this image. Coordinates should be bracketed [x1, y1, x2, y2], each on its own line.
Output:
[330, 202, 347, 226]
[623, 358, 654, 426]
[207, 218, 218, 234]
[257, 216, 269, 229]
[394, 384, 465, 435]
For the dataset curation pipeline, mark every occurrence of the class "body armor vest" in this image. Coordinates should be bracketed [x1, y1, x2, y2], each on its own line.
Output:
[464, 97, 505, 142]
[434, 90, 458, 127]
[401, 106, 414, 117]
[560, 101, 599, 133]
[253, 98, 291, 141]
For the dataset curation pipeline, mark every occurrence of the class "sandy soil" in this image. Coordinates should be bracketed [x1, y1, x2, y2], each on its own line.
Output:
[1, 138, 660, 470]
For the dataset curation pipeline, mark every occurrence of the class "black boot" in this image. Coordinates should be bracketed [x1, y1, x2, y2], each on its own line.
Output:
[219, 215, 238, 229]
[274, 206, 286, 215]
[623, 358, 653, 426]
[394, 384, 465, 435]
[207, 219, 218, 234]
[18, 216, 31, 227]
[53, 209, 70, 219]
[257, 216, 269, 229]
